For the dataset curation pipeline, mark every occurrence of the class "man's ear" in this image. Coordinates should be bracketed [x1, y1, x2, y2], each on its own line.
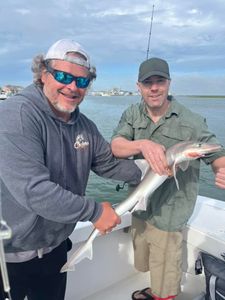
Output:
[136, 82, 141, 93]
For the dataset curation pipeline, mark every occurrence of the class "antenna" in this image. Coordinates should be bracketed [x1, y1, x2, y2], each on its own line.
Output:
[146, 4, 155, 60]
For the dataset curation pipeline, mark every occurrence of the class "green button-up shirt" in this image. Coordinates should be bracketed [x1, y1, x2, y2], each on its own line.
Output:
[112, 97, 225, 231]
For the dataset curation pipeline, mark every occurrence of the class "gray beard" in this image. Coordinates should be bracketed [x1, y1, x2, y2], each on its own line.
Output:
[53, 102, 77, 114]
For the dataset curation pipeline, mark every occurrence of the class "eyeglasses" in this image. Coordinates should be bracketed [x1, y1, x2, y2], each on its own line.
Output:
[45, 64, 90, 89]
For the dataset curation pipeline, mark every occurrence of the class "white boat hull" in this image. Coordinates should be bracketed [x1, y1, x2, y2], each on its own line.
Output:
[65, 195, 225, 300]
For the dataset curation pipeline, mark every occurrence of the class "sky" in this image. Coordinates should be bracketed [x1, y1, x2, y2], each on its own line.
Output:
[1, 0, 225, 95]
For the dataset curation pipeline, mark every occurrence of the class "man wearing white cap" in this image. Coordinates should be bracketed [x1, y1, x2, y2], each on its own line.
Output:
[0, 39, 143, 300]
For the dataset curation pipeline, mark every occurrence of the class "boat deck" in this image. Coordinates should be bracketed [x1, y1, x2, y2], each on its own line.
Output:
[83, 271, 205, 300]
[84, 271, 149, 300]
[65, 196, 225, 300]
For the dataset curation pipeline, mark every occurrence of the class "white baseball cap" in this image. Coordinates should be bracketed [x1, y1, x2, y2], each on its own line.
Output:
[44, 39, 91, 69]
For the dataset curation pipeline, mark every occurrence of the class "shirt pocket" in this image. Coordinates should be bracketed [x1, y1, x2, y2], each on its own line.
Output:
[132, 119, 149, 140]
[160, 124, 194, 147]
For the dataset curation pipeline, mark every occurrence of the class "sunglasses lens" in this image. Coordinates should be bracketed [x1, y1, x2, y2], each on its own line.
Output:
[47, 64, 90, 88]
[76, 77, 90, 88]
[54, 71, 73, 84]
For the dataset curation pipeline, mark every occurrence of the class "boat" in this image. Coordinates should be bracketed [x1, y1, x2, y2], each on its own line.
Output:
[0, 93, 7, 100]
[65, 195, 225, 300]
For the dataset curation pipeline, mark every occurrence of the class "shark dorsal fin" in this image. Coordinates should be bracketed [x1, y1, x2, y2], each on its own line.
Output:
[130, 195, 148, 213]
[134, 159, 150, 180]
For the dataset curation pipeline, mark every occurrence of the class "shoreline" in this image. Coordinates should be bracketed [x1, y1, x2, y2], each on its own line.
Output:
[177, 95, 225, 98]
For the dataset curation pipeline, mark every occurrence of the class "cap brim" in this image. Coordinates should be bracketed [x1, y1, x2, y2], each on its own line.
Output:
[139, 71, 170, 82]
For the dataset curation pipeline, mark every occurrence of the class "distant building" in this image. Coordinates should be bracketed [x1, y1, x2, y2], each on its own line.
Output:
[90, 88, 138, 97]
[1, 85, 23, 96]
[0, 85, 24, 100]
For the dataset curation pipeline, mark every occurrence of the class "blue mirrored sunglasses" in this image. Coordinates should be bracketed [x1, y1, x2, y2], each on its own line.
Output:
[45, 64, 90, 89]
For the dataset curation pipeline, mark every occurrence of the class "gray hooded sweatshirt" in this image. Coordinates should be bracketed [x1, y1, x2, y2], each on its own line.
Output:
[0, 84, 141, 252]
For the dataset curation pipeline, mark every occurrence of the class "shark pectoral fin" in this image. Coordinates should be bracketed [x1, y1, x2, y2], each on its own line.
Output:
[179, 161, 189, 171]
[173, 173, 180, 190]
[172, 161, 190, 190]
[60, 242, 93, 273]
[172, 161, 180, 190]
[130, 196, 148, 213]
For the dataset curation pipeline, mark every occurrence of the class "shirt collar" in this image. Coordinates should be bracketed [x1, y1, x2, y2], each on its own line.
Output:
[165, 96, 179, 119]
[140, 96, 179, 119]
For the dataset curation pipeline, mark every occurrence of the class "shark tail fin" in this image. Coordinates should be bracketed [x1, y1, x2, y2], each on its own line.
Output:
[60, 262, 75, 273]
[60, 242, 93, 273]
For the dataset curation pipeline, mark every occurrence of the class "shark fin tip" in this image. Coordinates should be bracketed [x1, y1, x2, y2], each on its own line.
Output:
[60, 265, 75, 273]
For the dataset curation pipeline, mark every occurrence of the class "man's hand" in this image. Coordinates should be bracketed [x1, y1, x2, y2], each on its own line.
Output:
[215, 167, 225, 189]
[139, 140, 169, 175]
[111, 137, 170, 176]
[93, 202, 121, 234]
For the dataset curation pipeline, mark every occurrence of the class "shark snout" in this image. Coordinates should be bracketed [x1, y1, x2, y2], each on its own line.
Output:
[187, 143, 222, 158]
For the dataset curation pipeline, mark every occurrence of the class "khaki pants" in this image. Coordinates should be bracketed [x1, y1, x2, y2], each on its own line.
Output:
[131, 216, 183, 298]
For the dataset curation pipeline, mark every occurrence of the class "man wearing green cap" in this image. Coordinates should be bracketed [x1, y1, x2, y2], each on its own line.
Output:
[111, 57, 225, 300]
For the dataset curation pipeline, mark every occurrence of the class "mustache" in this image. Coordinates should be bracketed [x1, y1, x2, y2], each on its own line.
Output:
[58, 89, 81, 98]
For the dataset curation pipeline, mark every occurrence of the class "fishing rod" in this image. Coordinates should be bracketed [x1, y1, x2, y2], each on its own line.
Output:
[146, 4, 155, 59]
[0, 179, 12, 300]
[0, 223, 12, 300]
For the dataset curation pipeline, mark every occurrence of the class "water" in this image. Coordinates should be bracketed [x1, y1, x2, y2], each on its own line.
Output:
[81, 95, 225, 203]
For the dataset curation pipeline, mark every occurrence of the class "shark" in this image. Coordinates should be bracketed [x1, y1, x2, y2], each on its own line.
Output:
[61, 141, 222, 272]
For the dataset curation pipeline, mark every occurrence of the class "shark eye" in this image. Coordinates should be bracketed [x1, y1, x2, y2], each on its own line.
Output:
[197, 143, 202, 148]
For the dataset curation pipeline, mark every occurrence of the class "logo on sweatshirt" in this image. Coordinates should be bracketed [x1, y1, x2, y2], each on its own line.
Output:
[74, 134, 89, 150]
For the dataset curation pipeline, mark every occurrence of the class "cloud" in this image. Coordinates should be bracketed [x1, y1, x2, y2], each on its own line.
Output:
[171, 74, 225, 95]
[15, 8, 31, 15]
[0, 0, 225, 95]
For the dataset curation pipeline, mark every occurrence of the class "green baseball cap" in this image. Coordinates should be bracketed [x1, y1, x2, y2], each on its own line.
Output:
[138, 57, 171, 82]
